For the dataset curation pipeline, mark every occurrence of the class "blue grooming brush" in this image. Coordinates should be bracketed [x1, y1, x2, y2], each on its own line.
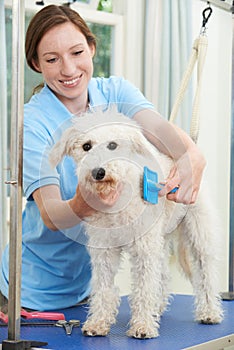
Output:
[143, 166, 178, 204]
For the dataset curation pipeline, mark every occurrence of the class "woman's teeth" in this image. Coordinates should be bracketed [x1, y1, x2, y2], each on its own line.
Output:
[63, 77, 79, 85]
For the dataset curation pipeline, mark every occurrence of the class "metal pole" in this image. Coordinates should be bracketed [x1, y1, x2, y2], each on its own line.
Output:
[229, 13, 234, 295]
[6, 0, 25, 340]
[0, 0, 8, 261]
[215, 6, 234, 301]
[224, 11, 234, 299]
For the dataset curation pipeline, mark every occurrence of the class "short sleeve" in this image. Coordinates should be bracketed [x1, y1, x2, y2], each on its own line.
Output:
[23, 118, 59, 200]
[88, 76, 155, 117]
[112, 77, 155, 117]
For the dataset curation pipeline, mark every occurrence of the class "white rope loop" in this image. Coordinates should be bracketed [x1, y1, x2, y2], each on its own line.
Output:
[190, 35, 208, 143]
[169, 34, 208, 143]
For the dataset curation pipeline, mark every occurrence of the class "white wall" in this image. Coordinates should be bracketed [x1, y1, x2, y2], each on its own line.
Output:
[116, 0, 232, 296]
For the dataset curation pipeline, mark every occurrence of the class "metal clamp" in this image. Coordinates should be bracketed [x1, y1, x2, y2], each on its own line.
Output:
[55, 319, 80, 335]
[5, 180, 17, 185]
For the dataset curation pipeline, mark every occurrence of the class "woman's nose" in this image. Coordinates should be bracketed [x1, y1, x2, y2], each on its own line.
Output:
[60, 57, 76, 76]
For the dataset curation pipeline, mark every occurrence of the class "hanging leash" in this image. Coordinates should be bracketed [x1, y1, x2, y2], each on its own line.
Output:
[169, 5, 212, 143]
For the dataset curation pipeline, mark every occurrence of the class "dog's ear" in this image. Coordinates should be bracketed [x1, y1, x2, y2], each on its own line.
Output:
[49, 127, 80, 167]
[131, 130, 156, 157]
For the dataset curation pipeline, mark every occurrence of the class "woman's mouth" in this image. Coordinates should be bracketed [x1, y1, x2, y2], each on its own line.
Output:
[60, 75, 82, 87]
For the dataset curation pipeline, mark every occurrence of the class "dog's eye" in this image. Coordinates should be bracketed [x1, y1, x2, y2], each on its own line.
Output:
[82, 142, 92, 151]
[107, 142, 118, 150]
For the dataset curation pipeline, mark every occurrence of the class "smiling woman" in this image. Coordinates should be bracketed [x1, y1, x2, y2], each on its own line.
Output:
[27, 21, 96, 115]
[4, 4, 112, 153]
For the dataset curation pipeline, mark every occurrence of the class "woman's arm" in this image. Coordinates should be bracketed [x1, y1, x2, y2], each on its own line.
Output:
[33, 183, 123, 231]
[133, 109, 206, 204]
[33, 185, 86, 231]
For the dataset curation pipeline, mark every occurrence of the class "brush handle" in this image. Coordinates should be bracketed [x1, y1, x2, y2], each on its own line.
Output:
[143, 166, 179, 204]
[169, 187, 179, 194]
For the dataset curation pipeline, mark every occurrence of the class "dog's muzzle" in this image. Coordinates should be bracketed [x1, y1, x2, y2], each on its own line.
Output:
[92, 167, 106, 180]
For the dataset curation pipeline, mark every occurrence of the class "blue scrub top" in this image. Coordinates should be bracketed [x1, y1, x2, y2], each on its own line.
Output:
[0, 76, 154, 311]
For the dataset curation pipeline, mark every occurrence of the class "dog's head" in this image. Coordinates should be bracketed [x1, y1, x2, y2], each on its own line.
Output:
[50, 110, 161, 198]
[50, 110, 154, 163]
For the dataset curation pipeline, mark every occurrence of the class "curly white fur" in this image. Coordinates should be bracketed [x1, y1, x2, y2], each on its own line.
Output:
[50, 109, 223, 339]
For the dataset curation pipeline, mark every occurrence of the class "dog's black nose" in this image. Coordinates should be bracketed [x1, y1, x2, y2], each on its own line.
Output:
[92, 167, 106, 180]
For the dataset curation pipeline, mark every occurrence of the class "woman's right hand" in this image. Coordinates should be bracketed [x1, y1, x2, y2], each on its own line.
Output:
[33, 182, 122, 231]
[70, 182, 123, 219]
[69, 184, 97, 219]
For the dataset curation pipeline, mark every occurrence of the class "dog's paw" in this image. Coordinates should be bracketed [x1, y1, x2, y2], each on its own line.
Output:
[82, 320, 110, 337]
[196, 306, 223, 325]
[198, 313, 223, 325]
[127, 322, 159, 339]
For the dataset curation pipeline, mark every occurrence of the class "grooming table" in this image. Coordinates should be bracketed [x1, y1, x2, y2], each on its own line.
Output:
[0, 295, 233, 350]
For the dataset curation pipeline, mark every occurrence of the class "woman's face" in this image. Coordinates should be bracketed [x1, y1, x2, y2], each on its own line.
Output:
[33, 22, 95, 113]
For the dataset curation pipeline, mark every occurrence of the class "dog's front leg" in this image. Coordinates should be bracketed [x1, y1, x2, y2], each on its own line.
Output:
[127, 232, 165, 339]
[82, 247, 121, 337]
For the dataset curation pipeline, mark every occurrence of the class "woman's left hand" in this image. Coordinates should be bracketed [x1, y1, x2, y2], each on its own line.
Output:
[159, 146, 206, 204]
[133, 109, 206, 205]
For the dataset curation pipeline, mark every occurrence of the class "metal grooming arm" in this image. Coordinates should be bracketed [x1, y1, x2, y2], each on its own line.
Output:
[2, 0, 47, 348]
[222, 1, 234, 300]
[4, 0, 25, 342]
[201, 0, 234, 300]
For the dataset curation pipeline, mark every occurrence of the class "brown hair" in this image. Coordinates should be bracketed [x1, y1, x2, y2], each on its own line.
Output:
[25, 5, 97, 73]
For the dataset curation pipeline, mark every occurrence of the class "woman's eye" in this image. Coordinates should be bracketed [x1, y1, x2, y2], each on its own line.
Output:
[107, 142, 118, 150]
[46, 58, 57, 63]
[74, 50, 83, 56]
[82, 142, 92, 151]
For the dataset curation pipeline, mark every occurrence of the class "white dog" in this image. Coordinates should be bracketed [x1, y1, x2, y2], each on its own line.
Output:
[50, 109, 223, 339]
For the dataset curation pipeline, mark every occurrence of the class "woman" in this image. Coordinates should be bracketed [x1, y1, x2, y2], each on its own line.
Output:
[0, 5, 205, 311]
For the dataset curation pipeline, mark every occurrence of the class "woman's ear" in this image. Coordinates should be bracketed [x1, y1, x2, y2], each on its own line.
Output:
[89, 44, 96, 58]
[32, 59, 41, 73]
